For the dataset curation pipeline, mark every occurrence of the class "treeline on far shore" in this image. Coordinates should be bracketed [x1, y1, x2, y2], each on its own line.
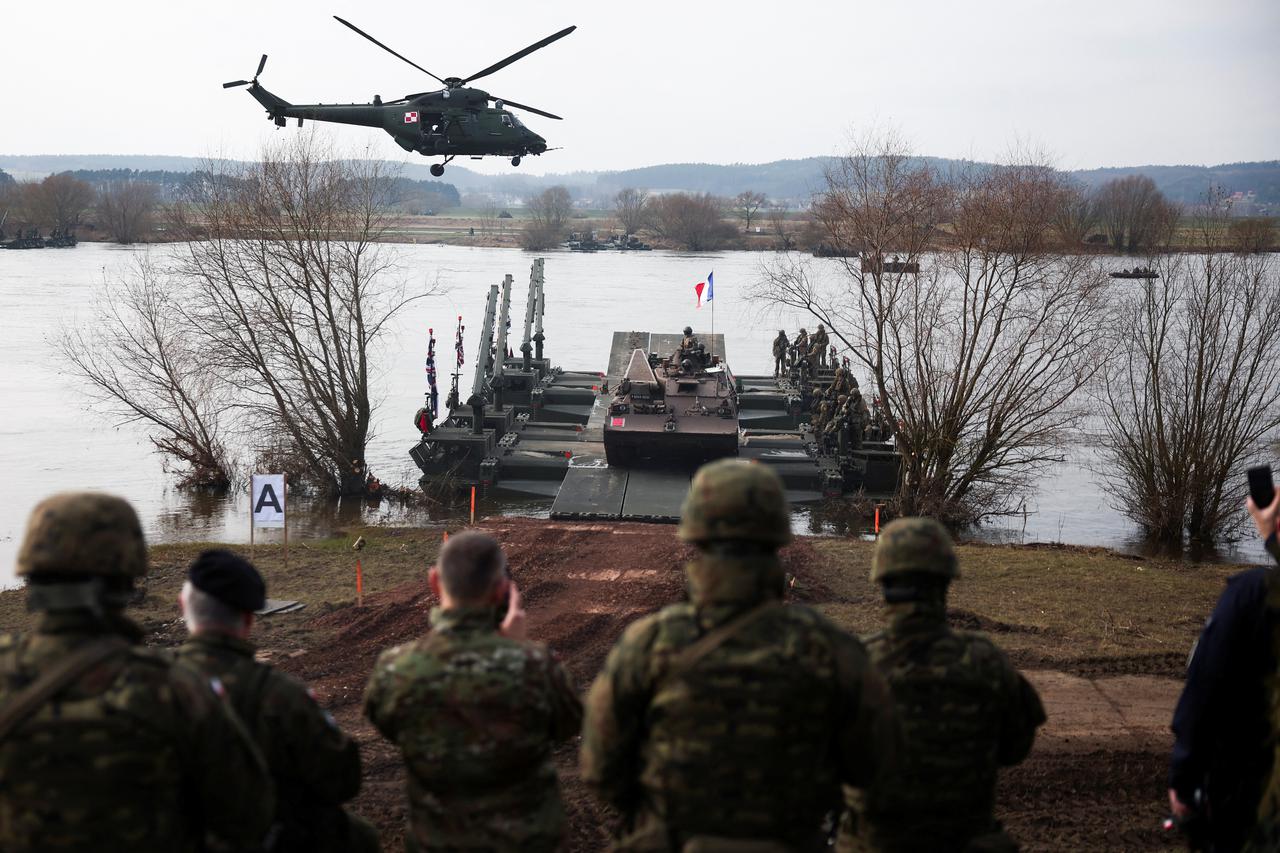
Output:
[0, 166, 461, 245]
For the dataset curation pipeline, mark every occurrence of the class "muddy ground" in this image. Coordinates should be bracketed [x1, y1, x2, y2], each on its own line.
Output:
[0, 518, 1235, 851]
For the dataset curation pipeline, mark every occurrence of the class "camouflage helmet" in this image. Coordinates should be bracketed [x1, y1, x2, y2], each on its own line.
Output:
[678, 459, 792, 547]
[871, 517, 957, 583]
[16, 492, 148, 579]
[683, 326, 693, 336]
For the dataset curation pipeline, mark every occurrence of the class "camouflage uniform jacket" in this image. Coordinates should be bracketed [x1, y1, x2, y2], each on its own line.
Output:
[363, 605, 582, 852]
[839, 601, 1046, 853]
[582, 553, 898, 852]
[0, 611, 274, 853]
[772, 333, 789, 359]
[176, 632, 363, 851]
[811, 327, 830, 354]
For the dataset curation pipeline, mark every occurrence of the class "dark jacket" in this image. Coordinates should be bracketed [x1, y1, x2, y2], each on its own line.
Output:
[1170, 546, 1279, 852]
[178, 632, 362, 851]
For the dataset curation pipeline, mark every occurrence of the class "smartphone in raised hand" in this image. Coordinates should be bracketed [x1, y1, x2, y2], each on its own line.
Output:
[1248, 465, 1274, 508]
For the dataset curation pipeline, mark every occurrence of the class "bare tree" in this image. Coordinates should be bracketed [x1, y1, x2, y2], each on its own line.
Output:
[523, 185, 572, 250]
[478, 200, 500, 238]
[0, 180, 19, 236]
[767, 205, 795, 250]
[1098, 235, 1280, 545]
[650, 192, 735, 251]
[1051, 182, 1098, 248]
[753, 135, 1110, 524]
[96, 181, 158, 244]
[26, 173, 95, 233]
[734, 190, 767, 233]
[613, 187, 650, 235]
[1096, 174, 1180, 253]
[166, 135, 433, 495]
[61, 258, 232, 489]
[1229, 217, 1277, 254]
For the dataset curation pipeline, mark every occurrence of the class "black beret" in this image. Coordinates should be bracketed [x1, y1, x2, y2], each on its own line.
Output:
[188, 549, 266, 612]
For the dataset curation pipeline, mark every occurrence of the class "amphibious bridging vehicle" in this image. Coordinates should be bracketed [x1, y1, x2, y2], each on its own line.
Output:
[409, 260, 901, 523]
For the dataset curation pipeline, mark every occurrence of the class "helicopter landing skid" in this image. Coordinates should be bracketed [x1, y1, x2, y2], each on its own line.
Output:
[429, 156, 455, 177]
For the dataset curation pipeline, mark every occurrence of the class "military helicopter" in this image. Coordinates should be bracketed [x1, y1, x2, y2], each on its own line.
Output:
[223, 17, 575, 176]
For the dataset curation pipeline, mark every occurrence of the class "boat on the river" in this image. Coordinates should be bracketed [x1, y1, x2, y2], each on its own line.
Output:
[1110, 267, 1159, 279]
[1, 230, 47, 250]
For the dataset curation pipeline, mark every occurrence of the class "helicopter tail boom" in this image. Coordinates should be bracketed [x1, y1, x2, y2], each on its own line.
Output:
[246, 84, 293, 123]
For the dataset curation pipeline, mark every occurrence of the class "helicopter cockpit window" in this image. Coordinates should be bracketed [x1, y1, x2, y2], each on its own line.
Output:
[501, 114, 514, 128]
[509, 114, 525, 128]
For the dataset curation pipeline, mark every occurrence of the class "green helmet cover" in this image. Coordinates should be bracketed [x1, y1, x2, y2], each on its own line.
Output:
[871, 516, 957, 583]
[678, 459, 792, 547]
[17, 492, 148, 579]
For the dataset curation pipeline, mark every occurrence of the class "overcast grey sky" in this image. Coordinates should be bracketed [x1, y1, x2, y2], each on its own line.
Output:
[2, 0, 1276, 174]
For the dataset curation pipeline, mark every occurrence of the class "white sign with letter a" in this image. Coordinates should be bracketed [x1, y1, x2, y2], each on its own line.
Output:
[251, 474, 286, 529]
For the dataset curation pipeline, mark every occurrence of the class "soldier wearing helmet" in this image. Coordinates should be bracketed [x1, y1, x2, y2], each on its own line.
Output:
[772, 329, 790, 376]
[676, 326, 701, 366]
[0, 492, 274, 853]
[811, 323, 830, 367]
[582, 460, 898, 850]
[838, 517, 1045, 853]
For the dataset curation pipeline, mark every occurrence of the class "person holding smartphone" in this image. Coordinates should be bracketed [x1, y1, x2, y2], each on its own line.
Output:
[1167, 474, 1280, 851]
[363, 531, 582, 853]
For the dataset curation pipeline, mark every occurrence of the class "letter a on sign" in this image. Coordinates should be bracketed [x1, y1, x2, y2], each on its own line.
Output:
[251, 474, 286, 529]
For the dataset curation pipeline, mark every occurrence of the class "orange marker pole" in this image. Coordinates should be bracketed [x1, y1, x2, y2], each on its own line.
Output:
[874, 506, 881, 534]
[356, 558, 364, 607]
[470, 486, 476, 525]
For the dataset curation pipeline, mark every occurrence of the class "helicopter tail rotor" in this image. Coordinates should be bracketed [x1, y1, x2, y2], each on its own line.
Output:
[223, 54, 268, 89]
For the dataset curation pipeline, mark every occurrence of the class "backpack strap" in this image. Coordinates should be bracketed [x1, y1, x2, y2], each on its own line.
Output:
[665, 601, 783, 681]
[0, 638, 129, 741]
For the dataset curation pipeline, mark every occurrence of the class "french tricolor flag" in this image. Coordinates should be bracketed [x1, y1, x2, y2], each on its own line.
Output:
[694, 272, 715, 307]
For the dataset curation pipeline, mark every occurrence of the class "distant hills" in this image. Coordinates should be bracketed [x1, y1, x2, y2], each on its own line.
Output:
[2, 153, 1277, 207]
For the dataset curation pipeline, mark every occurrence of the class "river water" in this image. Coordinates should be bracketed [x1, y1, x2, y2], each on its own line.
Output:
[0, 243, 1266, 587]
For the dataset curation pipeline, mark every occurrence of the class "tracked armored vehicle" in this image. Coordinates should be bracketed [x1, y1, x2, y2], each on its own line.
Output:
[603, 344, 737, 467]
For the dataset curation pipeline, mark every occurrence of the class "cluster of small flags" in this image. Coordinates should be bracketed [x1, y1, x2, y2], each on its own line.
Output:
[425, 329, 439, 417]
[455, 316, 465, 368]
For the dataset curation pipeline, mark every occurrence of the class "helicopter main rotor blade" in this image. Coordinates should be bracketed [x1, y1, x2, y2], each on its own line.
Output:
[333, 16, 446, 86]
[463, 25, 576, 85]
[492, 96, 563, 121]
[255, 54, 268, 78]
[223, 80, 251, 89]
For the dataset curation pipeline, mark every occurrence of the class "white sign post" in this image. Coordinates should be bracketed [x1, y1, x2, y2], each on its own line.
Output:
[250, 474, 287, 567]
